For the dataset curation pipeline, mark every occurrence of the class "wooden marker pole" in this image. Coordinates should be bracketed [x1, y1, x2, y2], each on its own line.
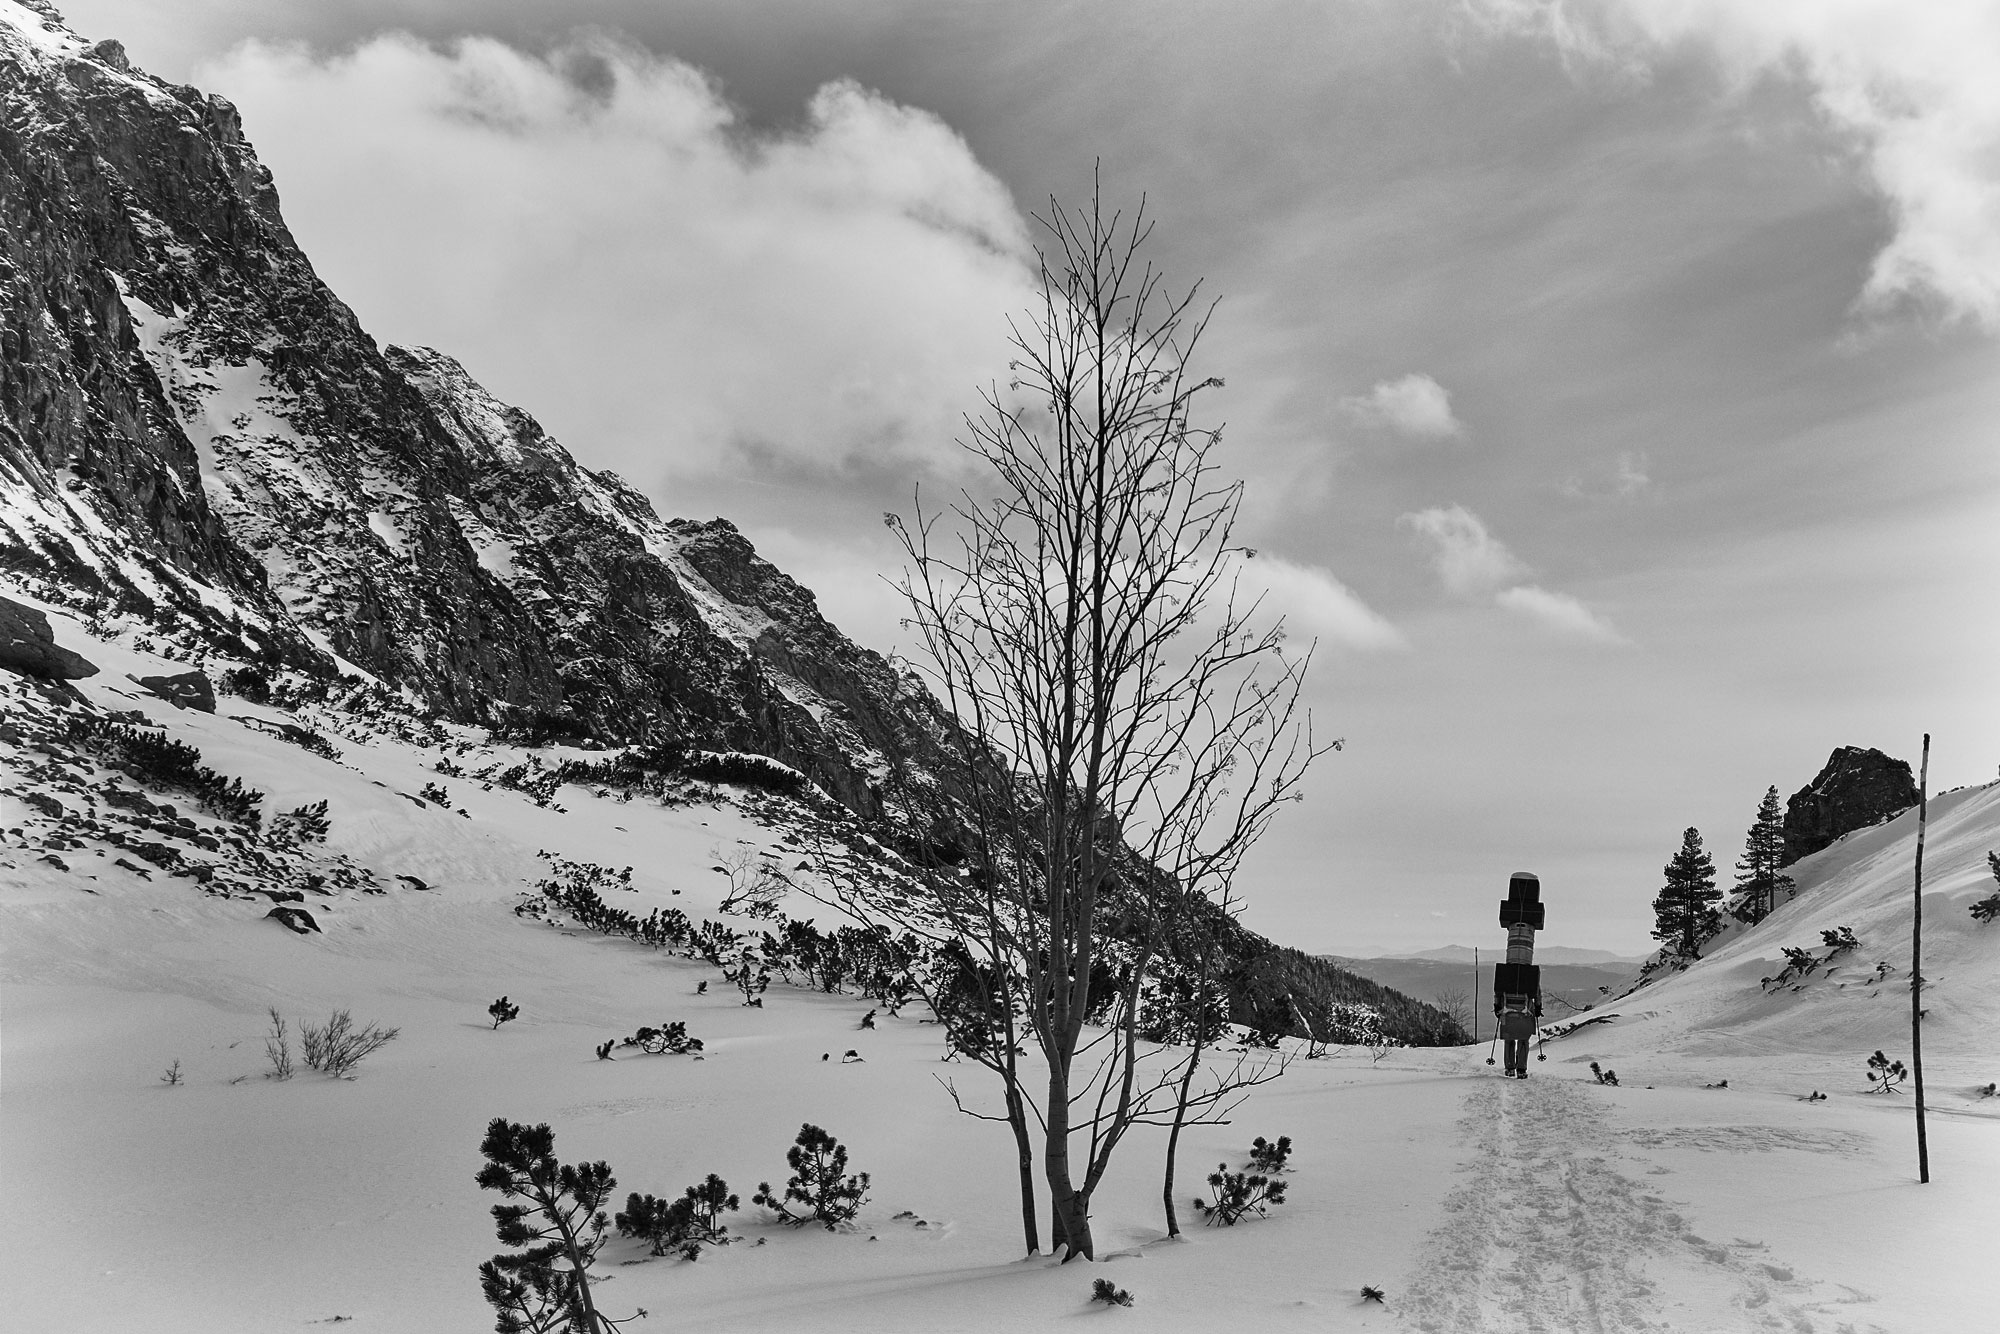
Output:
[1473, 946, 1480, 1045]
[1911, 733, 1931, 1184]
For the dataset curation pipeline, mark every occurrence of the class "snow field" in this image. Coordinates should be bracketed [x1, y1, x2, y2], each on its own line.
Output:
[4, 599, 1998, 1332]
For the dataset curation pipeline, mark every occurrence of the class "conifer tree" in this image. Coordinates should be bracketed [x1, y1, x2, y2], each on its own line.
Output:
[1652, 827, 1721, 960]
[1731, 787, 1794, 925]
[475, 1119, 637, 1333]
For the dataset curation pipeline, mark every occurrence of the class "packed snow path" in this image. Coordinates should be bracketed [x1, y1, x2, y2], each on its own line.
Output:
[1399, 1076, 1880, 1334]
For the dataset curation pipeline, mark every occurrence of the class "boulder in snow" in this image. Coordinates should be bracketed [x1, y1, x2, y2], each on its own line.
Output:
[0, 596, 98, 681]
[266, 906, 321, 934]
[133, 670, 217, 713]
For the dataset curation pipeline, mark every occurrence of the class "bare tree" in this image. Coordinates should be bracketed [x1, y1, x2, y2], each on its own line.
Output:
[712, 842, 788, 918]
[886, 175, 1332, 1261]
[1430, 985, 1472, 1042]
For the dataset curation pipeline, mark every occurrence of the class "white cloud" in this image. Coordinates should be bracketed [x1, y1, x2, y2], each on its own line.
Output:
[1559, 449, 1650, 500]
[1247, 553, 1406, 651]
[1340, 372, 1464, 439]
[1496, 584, 1626, 643]
[1398, 504, 1528, 597]
[200, 33, 1036, 479]
[1468, 0, 2000, 329]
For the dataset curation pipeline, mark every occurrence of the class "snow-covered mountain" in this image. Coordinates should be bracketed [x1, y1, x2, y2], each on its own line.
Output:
[0, 0, 946, 816]
[0, 0, 1460, 1046]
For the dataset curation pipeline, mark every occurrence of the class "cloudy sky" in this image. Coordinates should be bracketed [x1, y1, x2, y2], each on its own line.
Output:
[63, 0, 2000, 956]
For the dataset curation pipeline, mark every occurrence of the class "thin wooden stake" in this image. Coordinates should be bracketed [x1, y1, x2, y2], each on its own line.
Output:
[1911, 733, 1931, 1184]
[1473, 946, 1480, 1045]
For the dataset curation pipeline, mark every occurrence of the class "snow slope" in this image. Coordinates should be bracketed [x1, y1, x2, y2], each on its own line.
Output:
[4, 602, 1997, 1333]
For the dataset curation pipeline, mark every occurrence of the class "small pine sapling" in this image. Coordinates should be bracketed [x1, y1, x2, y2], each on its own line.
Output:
[161, 1058, 183, 1086]
[1090, 1278, 1134, 1307]
[1820, 925, 1860, 955]
[1248, 1135, 1292, 1173]
[1969, 852, 2000, 923]
[489, 996, 521, 1030]
[1360, 1286, 1386, 1304]
[595, 1040, 615, 1061]
[1865, 1049, 1908, 1093]
[1193, 1163, 1288, 1225]
[475, 1118, 638, 1334]
[1590, 1061, 1619, 1086]
[753, 1123, 870, 1230]
[722, 949, 770, 1007]
[1779, 946, 1817, 979]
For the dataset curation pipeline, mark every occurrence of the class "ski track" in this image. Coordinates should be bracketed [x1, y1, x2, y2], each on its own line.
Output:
[1399, 1077, 1886, 1334]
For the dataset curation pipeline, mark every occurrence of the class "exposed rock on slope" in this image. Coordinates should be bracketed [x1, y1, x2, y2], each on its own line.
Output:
[1782, 746, 1919, 866]
[0, 592, 95, 678]
[0, 3, 943, 815]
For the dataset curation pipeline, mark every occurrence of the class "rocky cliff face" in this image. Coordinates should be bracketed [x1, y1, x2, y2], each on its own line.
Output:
[1783, 746, 1920, 866]
[0, 2, 944, 816]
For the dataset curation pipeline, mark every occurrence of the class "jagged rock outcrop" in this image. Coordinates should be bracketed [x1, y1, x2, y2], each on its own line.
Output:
[1783, 746, 1920, 866]
[0, 5, 948, 816]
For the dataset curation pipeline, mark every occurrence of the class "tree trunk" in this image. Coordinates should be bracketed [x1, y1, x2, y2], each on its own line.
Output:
[1161, 1095, 1189, 1238]
[1005, 1078, 1040, 1254]
[1161, 936, 1220, 1238]
[1044, 1069, 1095, 1260]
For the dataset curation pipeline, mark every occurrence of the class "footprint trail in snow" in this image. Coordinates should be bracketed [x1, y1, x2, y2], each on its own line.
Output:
[1398, 1076, 1880, 1334]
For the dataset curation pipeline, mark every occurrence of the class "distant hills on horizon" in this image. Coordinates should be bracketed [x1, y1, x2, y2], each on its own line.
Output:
[1320, 946, 1646, 1020]
[1359, 944, 1646, 966]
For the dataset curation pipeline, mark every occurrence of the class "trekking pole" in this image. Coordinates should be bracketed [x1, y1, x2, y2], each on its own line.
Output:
[1537, 991, 1547, 1061]
[1485, 1030, 1498, 1066]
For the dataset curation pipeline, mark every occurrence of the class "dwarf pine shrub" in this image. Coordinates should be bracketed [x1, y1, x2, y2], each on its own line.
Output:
[1194, 1164, 1288, 1225]
[616, 1176, 740, 1260]
[622, 1022, 701, 1055]
[1091, 1278, 1134, 1307]
[753, 1123, 870, 1230]
[1970, 853, 2000, 923]
[270, 800, 331, 845]
[1865, 1049, 1908, 1093]
[489, 997, 521, 1030]
[1590, 1061, 1619, 1086]
[1248, 1135, 1292, 1173]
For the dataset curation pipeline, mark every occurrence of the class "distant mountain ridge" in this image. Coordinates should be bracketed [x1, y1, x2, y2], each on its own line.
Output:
[1366, 945, 1644, 966]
